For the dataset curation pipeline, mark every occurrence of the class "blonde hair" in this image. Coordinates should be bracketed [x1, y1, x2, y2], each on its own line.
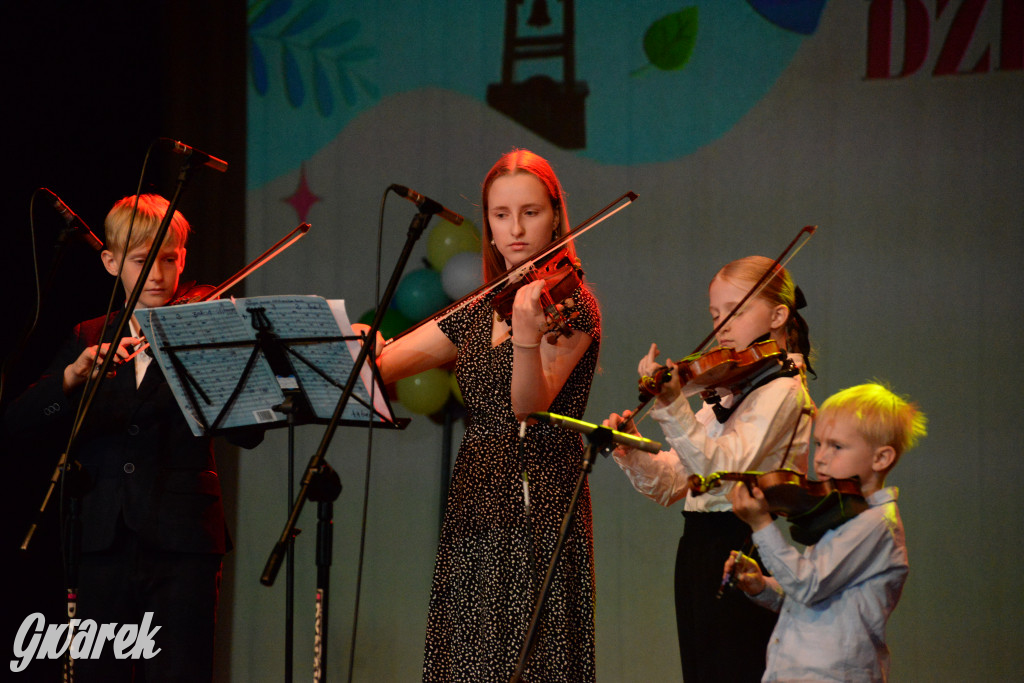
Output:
[104, 194, 190, 254]
[820, 382, 927, 458]
[713, 255, 813, 374]
[480, 149, 574, 281]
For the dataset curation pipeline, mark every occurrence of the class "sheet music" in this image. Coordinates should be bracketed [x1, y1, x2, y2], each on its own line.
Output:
[138, 300, 286, 436]
[235, 296, 387, 423]
[327, 299, 392, 424]
[137, 295, 394, 436]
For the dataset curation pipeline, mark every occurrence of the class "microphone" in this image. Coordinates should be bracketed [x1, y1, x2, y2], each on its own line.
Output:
[168, 139, 228, 173]
[529, 412, 662, 454]
[47, 191, 103, 251]
[390, 184, 464, 225]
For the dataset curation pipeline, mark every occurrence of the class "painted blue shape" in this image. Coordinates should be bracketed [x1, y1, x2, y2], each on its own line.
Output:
[250, 0, 292, 31]
[745, 0, 828, 35]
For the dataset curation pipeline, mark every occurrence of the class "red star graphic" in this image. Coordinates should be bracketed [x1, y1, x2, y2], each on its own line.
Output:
[283, 164, 322, 223]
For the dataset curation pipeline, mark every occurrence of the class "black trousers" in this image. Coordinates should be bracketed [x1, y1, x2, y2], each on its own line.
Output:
[675, 511, 778, 682]
[72, 528, 222, 683]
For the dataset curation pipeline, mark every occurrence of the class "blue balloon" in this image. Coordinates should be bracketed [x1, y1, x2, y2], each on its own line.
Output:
[394, 268, 450, 321]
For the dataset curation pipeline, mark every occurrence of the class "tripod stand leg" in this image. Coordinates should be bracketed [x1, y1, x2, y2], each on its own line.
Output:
[510, 441, 600, 683]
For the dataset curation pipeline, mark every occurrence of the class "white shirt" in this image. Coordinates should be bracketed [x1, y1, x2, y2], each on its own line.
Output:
[613, 354, 813, 511]
[129, 316, 152, 388]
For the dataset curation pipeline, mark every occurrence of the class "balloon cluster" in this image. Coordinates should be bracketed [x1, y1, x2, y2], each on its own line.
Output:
[359, 218, 482, 417]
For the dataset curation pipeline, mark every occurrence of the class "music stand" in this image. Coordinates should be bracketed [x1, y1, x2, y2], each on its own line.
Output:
[137, 294, 406, 682]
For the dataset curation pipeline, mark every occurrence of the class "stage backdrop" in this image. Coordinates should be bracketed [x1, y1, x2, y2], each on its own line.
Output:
[238, 2, 1023, 680]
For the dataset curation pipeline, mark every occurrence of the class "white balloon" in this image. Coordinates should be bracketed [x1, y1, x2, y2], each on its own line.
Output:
[441, 251, 483, 299]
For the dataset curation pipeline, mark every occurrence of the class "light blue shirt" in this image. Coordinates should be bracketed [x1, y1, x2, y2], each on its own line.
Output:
[750, 487, 908, 682]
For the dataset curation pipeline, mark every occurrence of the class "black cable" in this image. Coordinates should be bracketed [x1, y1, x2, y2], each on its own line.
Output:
[345, 185, 390, 683]
[0, 190, 47, 407]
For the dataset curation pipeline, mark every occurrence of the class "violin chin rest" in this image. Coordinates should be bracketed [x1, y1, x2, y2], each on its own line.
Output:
[787, 491, 869, 545]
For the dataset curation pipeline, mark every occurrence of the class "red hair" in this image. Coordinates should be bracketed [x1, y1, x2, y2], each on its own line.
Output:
[480, 149, 576, 281]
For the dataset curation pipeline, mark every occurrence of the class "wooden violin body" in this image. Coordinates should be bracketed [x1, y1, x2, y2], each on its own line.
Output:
[169, 281, 220, 306]
[689, 469, 868, 545]
[638, 338, 785, 400]
[491, 248, 584, 343]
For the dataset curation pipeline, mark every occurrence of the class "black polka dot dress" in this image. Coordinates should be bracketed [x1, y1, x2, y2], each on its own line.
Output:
[423, 287, 601, 682]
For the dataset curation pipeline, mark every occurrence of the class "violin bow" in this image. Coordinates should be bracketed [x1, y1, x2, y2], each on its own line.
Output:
[691, 224, 817, 357]
[718, 537, 755, 599]
[384, 190, 638, 346]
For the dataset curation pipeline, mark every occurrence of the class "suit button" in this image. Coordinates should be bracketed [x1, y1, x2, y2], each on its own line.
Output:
[123, 463, 135, 474]
[127, 424, 140, 436]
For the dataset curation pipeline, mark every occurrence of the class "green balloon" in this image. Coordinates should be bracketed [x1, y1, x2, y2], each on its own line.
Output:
[450, 371, 463, 406]
[395, 368, 451, 415]
[358, 308, 414, 341]
[427, 218, 480, 271]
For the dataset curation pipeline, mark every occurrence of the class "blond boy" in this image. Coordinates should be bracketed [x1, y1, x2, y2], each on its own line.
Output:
[4, 195, 232, 681]
[727, 382, 927, 682]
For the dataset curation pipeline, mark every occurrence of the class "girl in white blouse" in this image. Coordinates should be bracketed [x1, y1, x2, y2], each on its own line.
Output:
[605, 255, 815, 683]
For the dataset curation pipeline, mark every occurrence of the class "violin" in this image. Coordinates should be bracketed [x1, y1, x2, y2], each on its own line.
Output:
[689, 469, 868, 545]
[168, 280, 220, 306]
[490, 247, 584, 344]
[638, 338, 785, 402]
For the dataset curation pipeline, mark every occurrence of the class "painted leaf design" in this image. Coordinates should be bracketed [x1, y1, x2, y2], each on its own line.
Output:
[250, 40, 269, 95]
[355, 72, 379, 100]
[311, 21, 360, 49]
[249, 0, 293, 30]
[643, 7, 699, 71]
[337, 65, 357, 106]
[283, 44, 305, 107]
[338, 45, 374, 63]
[313, 60, 334, 116]
[281, 0, 330, 37]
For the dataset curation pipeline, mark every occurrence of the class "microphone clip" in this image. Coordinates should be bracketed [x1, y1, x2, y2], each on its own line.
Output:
[583, 425, 618, 456]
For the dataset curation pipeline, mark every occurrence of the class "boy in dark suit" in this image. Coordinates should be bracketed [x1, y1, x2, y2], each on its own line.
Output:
[4, 194, 243, 681]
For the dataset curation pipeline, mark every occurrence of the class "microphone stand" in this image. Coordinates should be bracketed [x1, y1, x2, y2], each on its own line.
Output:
[2, 193, 95, 414]
[259, 207, 438, 681]
[310, 462, 342, 682]
[60, 464, 92, 683]
[275, 393, 302, 683]
[20, 154, 200, 683]
[509, 427, 615, 683]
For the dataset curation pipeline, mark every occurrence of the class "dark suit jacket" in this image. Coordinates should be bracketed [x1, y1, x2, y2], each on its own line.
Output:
[3, 312, 229, 554]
